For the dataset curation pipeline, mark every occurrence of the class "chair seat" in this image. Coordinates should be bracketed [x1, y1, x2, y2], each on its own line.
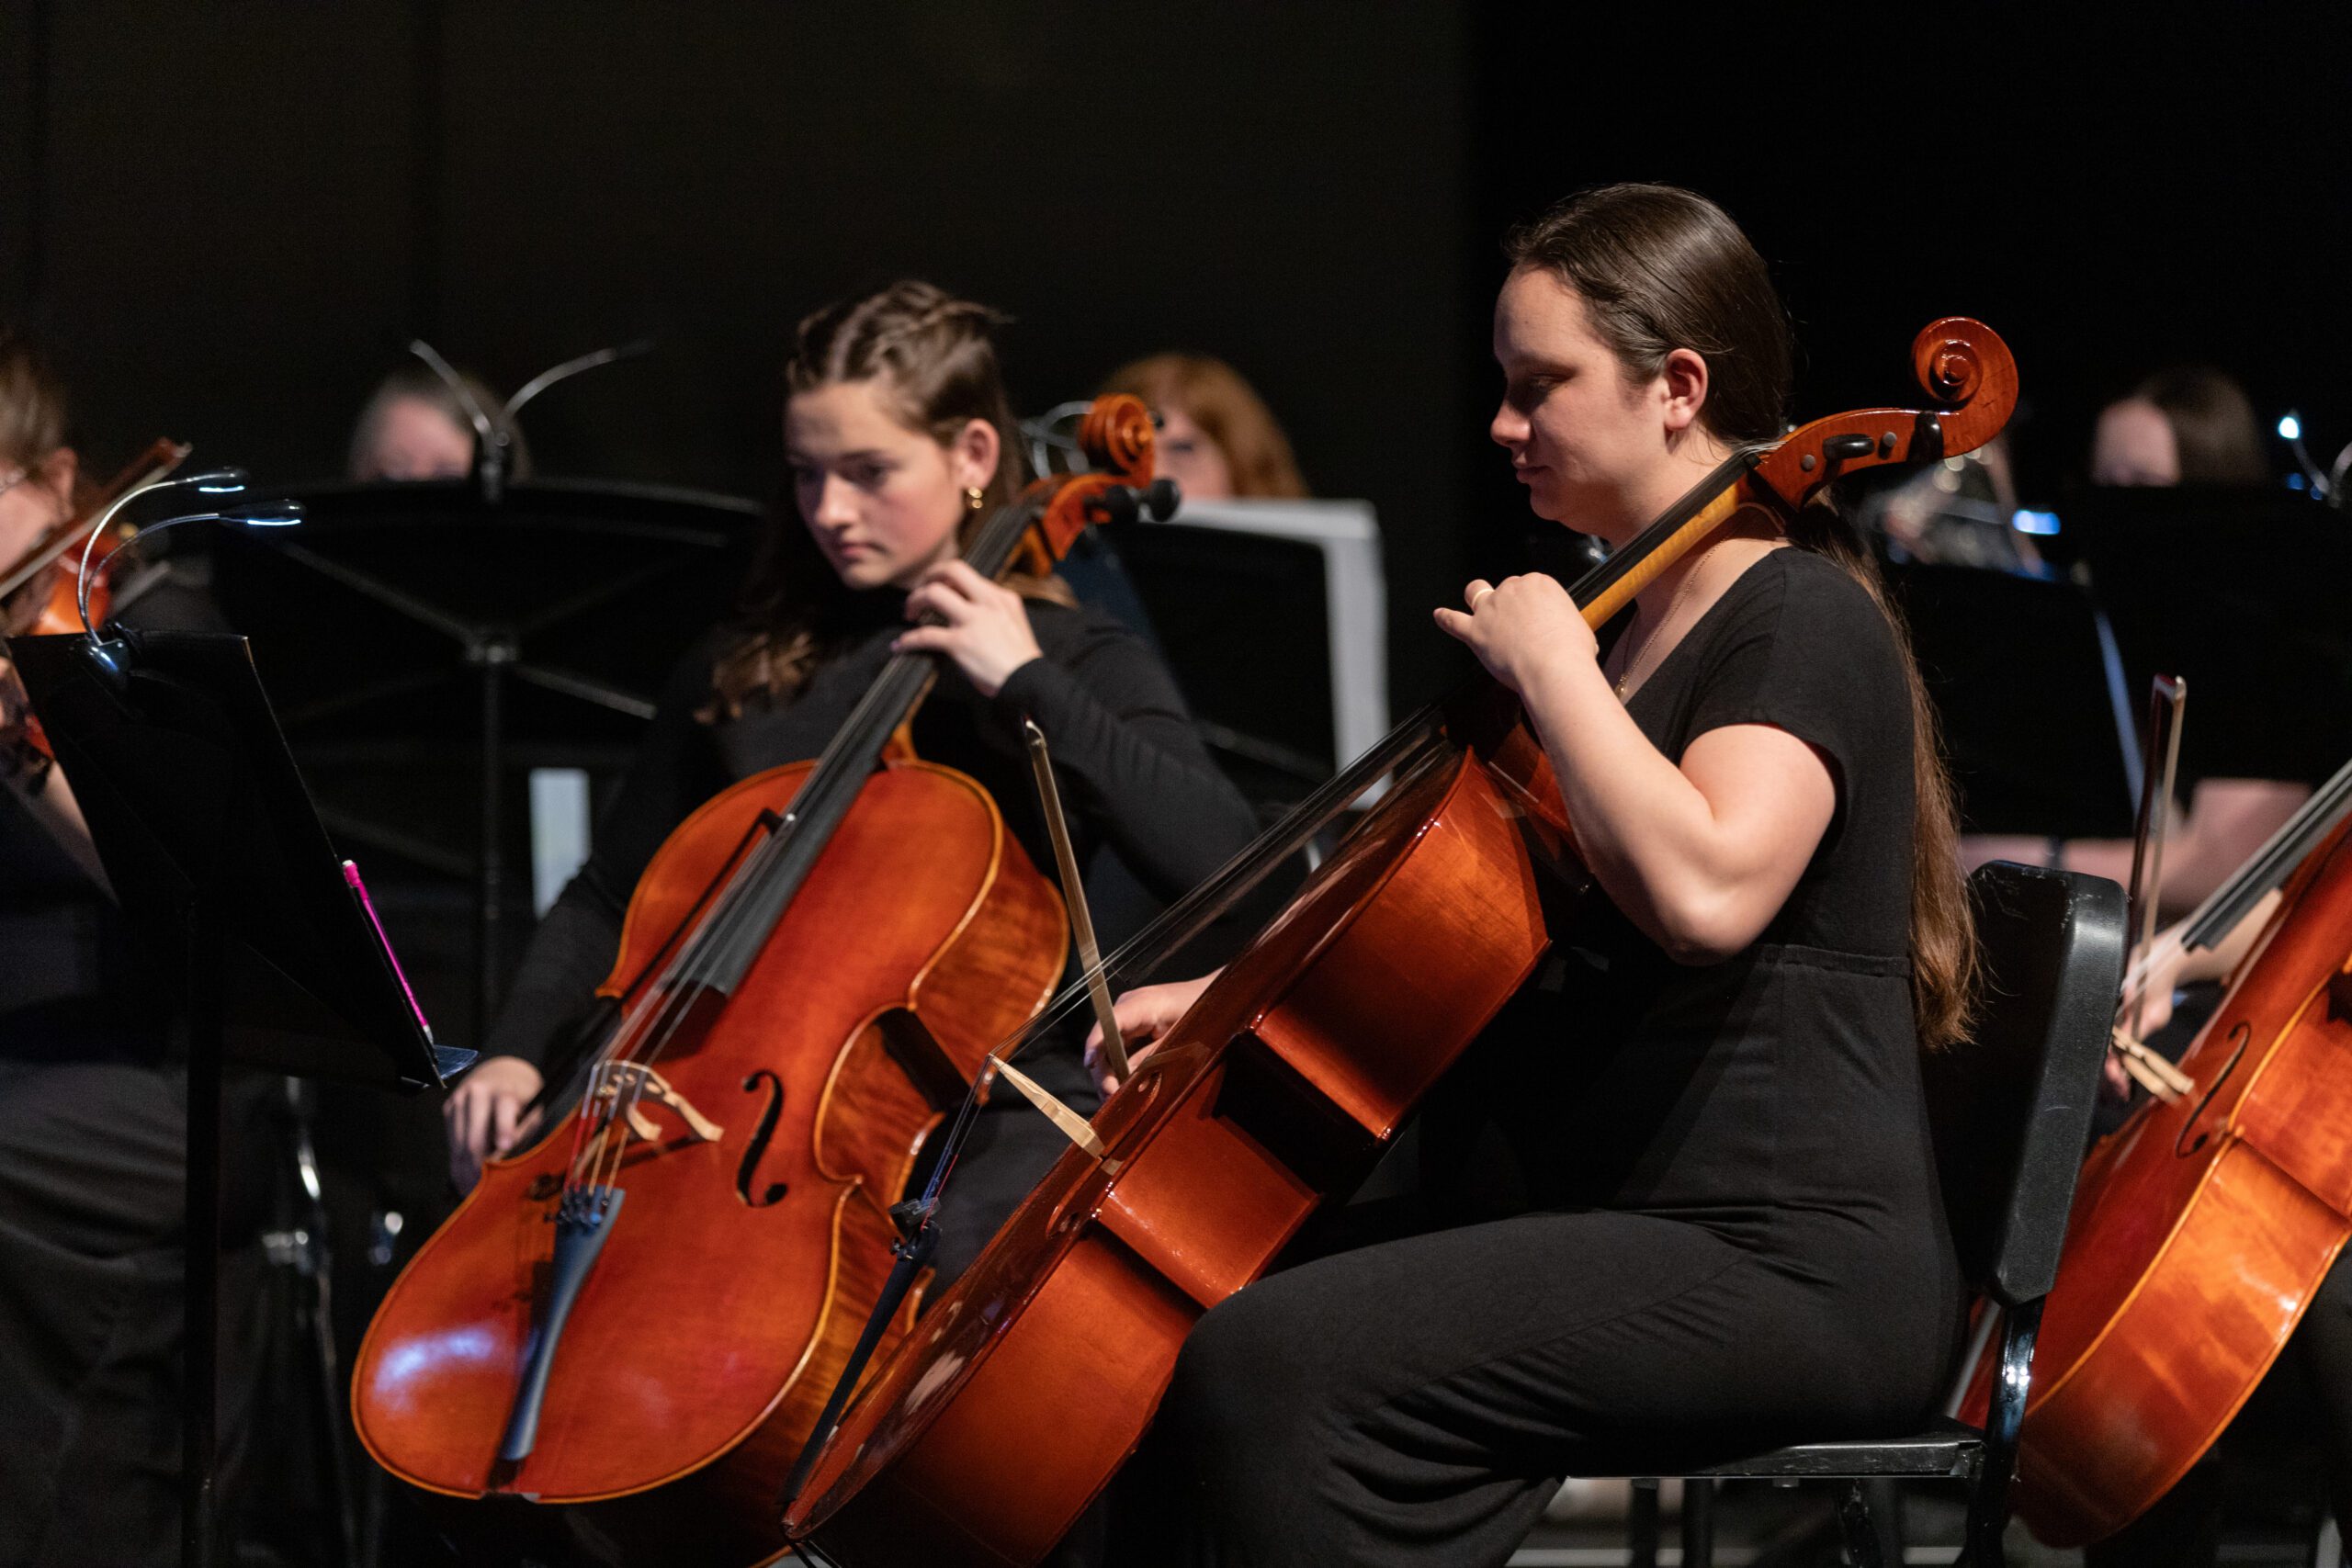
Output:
[1681, 1416, 1984, 1481]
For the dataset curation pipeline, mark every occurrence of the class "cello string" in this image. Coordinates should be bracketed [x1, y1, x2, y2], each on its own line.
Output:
[557, 492, 1053, 1196]
[603, 491, 1051, 1086]
[894, 446, 1771, 1206]
[902, 713, 1456, 1222]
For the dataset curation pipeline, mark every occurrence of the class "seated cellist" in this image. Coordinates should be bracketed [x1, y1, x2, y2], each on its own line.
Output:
[1093, 185, 1973, 1565]
[443, 280, 1260, 1285]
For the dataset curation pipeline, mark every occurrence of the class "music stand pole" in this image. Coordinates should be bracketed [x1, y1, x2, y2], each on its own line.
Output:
[182, 912, 223, 1568]
[10, 627, 464, 1568]
[475, 639, 511, 1030]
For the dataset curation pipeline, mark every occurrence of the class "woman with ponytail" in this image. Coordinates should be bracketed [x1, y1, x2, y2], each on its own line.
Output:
[1098, 186, 1975, 1565]
[445, 281, 1258, 1286]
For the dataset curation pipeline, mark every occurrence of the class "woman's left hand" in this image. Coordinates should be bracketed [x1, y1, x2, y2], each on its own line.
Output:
[896, 559, 1045, 697]
[1431, 574, 1594, 696]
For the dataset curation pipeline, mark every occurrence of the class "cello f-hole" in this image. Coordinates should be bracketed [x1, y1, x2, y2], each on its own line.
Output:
[738, 1069, 789, 1207]
[2176, 1021, 2251, 1158]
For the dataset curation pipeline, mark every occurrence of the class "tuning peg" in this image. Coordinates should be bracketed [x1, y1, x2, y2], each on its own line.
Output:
[1142, 478, 1181, 521]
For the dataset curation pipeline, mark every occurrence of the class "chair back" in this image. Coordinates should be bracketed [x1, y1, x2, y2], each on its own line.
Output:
[1924, 863, 2126, 1309]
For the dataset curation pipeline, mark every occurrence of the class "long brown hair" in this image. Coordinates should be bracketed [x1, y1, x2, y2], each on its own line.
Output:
[706, 280, 1069, 720]
[1505, 184, 1977, 1050]
[1097, 353, 1308, 499]
[0, 326, 71, 477]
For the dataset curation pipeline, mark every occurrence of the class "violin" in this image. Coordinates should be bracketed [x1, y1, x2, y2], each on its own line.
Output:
[1, 438, 189, 760]
[778, 320, 2020, 1566]
[1961, 751, 2352, 1545]
[352, 396, 1172, 1564]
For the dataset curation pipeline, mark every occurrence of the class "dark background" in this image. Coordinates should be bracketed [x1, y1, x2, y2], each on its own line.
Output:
[6, 2, 2348, 717]
[7, 7, 2351, 1554]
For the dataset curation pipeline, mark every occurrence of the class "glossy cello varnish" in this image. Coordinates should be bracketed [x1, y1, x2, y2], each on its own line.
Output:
[1980, 812, 2352, 1545]
[353, 398, 1164, 1563]
[783, 320, 2020, 1566]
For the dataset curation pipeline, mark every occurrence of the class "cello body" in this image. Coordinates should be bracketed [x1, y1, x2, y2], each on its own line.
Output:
[786, 709, 1568, 1564]
[1988, 817, 2352, 1546]
[354, 756, 1065, 1557]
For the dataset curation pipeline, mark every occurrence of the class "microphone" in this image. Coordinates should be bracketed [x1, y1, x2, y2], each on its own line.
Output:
[408, 335, 654, 502]
[407, 338, 512, 503]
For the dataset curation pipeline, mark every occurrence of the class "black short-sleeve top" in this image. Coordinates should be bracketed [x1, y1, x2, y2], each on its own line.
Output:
[1440, 547, 1950, 1272]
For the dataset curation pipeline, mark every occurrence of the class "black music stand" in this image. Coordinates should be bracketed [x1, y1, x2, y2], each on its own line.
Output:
[2051, 486, 2352, 791]
[212, 479, 757, 1029]
[10, 627, 468, 1568]
[1887, 561, 2142, 840]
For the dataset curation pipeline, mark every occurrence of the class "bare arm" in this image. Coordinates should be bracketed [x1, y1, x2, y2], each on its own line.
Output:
[1437, 574, 1835, 964]
[1963, 779, 2309, 921]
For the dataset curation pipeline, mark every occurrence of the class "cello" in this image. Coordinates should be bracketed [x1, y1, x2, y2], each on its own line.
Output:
[1964, 753, 2352, 1545]
[352, 395, 1171, 1562]
[779, 318, 2019, 1567]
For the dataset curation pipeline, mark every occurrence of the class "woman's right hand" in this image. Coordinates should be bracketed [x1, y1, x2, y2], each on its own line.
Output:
[444, 1055, 545, 1192]
[1087, 972, 1219, 1099]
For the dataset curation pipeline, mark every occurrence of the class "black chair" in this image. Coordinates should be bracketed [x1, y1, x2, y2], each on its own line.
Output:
[1609, 861, 2126, 1568]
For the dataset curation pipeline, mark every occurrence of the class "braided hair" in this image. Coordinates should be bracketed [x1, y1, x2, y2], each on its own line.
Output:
[707, 281, 1065, 719]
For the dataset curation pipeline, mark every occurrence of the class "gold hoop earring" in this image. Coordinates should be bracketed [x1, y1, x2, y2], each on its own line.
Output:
[965, 486, 986, 513]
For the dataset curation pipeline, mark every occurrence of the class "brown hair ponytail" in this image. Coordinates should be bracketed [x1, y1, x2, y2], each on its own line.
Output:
[1505, 184, 1977, 1049]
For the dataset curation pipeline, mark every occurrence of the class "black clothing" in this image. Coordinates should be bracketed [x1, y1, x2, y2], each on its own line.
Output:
[485, 595, 1258, 1074]
[0, 566, 217, 1052]
[480, 594, 1259, 1287]
[1116, 548, 1964, 1566]
[0, 564, 278, 1568]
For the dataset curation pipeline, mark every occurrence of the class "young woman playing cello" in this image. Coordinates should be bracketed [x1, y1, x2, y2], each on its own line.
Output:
[444, 280, 1259, 1285]
[1094, 185, 1975, 1564]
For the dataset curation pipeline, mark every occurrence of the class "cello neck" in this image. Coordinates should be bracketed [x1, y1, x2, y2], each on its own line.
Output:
[667, 491, 1049, 995]
[1564, 446, 1766, 626]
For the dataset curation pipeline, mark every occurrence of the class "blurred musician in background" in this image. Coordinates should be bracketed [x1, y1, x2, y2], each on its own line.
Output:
[1097, 352, 1308, 502]
[440, 281, 1260, 1288]
[1099, 185, 1971, 1566]
[1966, 363, 2301, 958]
[0, 328, 274, 1568]
[2090, 365, 2269, 488]
[346, 360, 531, 483]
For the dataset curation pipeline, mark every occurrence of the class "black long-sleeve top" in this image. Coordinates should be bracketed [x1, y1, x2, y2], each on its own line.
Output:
[482, 593, 1261, 1073]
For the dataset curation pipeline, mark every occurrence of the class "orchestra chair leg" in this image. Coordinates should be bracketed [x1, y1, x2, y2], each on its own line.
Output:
[1835, 1480, 1886, 1568]
[1627, 1476, 1661, 1568]
[1679, 1476, 1715, 1567]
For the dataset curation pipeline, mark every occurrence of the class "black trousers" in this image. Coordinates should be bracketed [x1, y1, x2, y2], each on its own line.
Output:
[1107, 1207, 1956, 1568]
[924, 1045, 1102, 1291]
[0, 1057, 274, 1568]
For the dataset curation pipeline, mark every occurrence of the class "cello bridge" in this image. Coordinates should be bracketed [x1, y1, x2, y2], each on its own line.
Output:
[591, 1060, 727, 1147]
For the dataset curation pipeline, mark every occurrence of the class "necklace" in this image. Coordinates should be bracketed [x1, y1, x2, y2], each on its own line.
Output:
[1610, 548, 1711, 700]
